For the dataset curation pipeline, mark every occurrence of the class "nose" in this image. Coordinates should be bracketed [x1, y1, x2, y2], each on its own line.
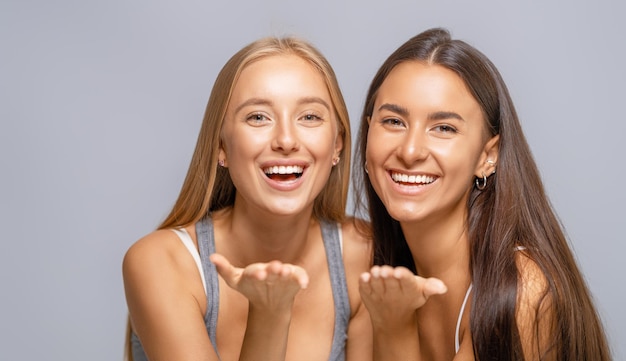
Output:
[397, 128, 428, 165]
[271, 119, 300, 154]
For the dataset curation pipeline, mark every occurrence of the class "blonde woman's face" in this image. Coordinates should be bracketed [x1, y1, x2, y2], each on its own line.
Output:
[366, 61, 496, 224]
[220, 54, 342, 217]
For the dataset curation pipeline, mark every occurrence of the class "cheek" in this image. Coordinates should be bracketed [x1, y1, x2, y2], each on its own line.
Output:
[302, 129, 337, 158]
[365, 130, 388, 185]
[432, 141, 481, 178]
[365, 127, 385, 161]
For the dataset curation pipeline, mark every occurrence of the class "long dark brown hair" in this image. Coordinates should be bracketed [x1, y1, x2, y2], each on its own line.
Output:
[353, 27, 611, 360]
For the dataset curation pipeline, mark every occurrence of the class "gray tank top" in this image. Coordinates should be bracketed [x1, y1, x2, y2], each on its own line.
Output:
[131, 216, 350, 360]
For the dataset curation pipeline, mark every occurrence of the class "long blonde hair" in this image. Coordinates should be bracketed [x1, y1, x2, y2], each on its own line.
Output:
[160, 36, 351, 229]
[125, 36, 351, 361]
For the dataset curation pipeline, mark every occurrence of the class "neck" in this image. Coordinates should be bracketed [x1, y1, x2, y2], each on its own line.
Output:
[213, 203, 316, 266]
[401, 207, 471, 287]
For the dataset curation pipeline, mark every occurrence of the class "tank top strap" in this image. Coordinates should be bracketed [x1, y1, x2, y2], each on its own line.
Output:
[455, 283, 473, 353]
[196, 216, 220, 358]
[320, 219, 350, 361]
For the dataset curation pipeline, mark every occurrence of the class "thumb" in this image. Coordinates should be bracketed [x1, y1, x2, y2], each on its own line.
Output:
[422, 277, 447, 298]
[209, 253, 239, 286]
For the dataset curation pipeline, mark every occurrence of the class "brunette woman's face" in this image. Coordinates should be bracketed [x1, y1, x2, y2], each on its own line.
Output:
[366, 61, 498, 224]
[220, 54, 342, 217]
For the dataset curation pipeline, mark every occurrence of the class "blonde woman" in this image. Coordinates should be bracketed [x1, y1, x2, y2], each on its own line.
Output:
[123, 37, 372, 361]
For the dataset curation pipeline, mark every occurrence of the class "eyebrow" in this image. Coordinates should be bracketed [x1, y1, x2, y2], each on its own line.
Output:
[298, 96, 331, 111]
[234, 96, 331, 114]
[234, 98, 273, 114]
[377, 103, 464, 121]
[378, 103, 409, 117]
[427, 111, 464, 122]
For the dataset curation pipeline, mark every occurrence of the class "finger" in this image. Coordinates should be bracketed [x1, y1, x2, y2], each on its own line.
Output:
[209, 253, 230, 270]
[368, 266, 387, 294]
[358, 273, 374, 301]
[379, 265, 396, 278]
[423, 277, 447, 297]
[410, 275, 447, 300]
[369, 265, 382, 278]
[209, 253, 240, 286]
[290, 265, 309, 289]
[243, 263, 269, 281]
[379, 266, 402, 293]
[263, 261, 283, 282]
[279, 264, 293, 278]
[274, 263, 309, 289]
[392, 266, 415, 279]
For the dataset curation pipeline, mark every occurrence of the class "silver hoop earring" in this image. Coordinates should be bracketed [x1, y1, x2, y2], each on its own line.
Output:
[364, 161, 369, 174]
[475, 172, 487, 190]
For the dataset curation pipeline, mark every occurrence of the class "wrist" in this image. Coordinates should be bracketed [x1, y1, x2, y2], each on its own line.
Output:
[247, 302, 293, 323]
[373, 321, 420, 361]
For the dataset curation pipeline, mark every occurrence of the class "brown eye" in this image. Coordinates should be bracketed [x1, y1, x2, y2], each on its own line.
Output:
[300, 113, 323, 122]
[381, 118, 405, 127]
[246, 113, 270, 125]
[433, 125, 457, 133]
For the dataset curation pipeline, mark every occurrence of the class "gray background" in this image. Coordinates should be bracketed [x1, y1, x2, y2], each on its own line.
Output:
[1, 0, 624, 359]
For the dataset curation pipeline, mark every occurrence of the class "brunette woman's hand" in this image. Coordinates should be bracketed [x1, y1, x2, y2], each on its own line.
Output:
[359, 265, 447, 328]
[209, 253, 309, 311]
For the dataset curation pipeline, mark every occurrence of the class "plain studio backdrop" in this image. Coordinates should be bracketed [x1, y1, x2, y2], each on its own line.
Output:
[1, 0, 624, 359]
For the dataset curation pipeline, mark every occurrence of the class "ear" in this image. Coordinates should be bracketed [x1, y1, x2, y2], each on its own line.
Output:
[333, 131, 344, 161]
[475, 134, 499, 177]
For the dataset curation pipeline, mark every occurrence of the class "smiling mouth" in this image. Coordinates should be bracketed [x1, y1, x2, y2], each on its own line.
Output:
[263, 165, 304, 181]
[390, 172, 436, 185]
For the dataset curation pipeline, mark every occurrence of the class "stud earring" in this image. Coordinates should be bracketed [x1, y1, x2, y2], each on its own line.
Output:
[332, 157, 340, 166]
[486, 159, 496, 174]
[218, 159, 225, 167]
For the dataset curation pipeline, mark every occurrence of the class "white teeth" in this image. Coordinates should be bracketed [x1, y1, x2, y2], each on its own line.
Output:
[391, 172, 435, 184]
[263, 165, 304, 175]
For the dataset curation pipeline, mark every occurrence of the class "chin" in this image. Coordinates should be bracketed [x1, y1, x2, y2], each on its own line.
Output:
[265, 202, 309, 216]
[387, 207, 425, 223]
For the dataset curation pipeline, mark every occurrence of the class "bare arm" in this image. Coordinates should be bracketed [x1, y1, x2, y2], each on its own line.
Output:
[341, 218, 374, 361]
[210, 253, 308, 361]
[122, 230, 218, 361]
[345, 300, 373, 361]
[359, 266, 447, 361]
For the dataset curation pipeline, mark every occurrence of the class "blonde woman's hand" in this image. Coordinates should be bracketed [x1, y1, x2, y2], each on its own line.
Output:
[359, 265, 447, 328]
[210, 253, 309, 312]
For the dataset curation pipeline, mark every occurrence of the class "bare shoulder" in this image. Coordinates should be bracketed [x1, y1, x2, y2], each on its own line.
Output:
[339, 216, 372, 266]
[514, 250, 551, 309]
[339, 216, 372, 248]
[122, 226, 203, 304]
[123, 229, 185, 276]
[514, 250, 556, 359]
